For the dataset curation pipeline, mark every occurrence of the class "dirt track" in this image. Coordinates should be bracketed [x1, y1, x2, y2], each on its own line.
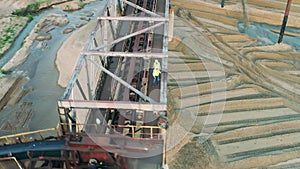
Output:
[167, 1, 300, 168]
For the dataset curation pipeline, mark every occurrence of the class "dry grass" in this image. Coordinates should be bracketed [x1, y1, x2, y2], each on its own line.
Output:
[169, 139, 215, 169]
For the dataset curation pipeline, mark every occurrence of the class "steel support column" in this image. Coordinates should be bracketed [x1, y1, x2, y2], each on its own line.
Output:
[161, 0, 169, 104]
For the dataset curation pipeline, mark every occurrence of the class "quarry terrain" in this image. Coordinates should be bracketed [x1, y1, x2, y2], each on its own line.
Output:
[1, 0, 300, 168]
[167, 0, 300, 168]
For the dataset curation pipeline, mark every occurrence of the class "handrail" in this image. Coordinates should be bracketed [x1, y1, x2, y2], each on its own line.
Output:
[0, 127, 60, 145]
[59, 123, 164, 139]
[0, 157, 23, 169]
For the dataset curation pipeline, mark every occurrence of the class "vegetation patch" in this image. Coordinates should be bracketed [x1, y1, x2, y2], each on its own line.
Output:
[12, 2, 42, 17]
[0, 18, 27, 56]
[0, 69, 11, 75]
[169, 140, 212, 169]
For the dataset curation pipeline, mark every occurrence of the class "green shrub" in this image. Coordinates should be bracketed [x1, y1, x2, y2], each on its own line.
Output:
[65, 5, 71, 10]
[0, 39, 5, 45]
[4, 34, 11, 41]
[12, 2, 41, 16]
[27, 15, 34, 22]
[0, 69, 10, 75]
[21, 40, 26, 47]
[5, 27, 14, 34]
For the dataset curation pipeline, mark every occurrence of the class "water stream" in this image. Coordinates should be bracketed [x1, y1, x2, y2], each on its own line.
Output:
[0, 0, 106, 131]
[238, 22, 300, 51]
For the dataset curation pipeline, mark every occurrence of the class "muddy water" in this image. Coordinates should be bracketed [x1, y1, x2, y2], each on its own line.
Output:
[238, 22, 300, 51]
[0, 1, 106, 131]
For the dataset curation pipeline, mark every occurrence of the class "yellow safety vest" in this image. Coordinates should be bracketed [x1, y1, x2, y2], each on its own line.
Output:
[153, 69, 160, 77]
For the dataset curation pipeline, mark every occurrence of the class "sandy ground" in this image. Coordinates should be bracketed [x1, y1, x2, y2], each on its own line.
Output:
[0, 0, 29, 16]
[1, 0, 300, 168]
[55, 20, 97, 87]
[167, 1, 300, 168]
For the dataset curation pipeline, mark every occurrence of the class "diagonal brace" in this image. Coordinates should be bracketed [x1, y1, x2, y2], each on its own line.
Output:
[93, 22, 164, 51]
[122, 0, 162, 17]
[87, 58, 156, 103]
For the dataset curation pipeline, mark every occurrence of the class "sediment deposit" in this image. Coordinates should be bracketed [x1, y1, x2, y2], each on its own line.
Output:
[168, 1, 300, 168]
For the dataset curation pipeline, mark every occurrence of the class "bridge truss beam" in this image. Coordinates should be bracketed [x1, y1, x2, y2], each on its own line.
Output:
[58, 0, 169, 134]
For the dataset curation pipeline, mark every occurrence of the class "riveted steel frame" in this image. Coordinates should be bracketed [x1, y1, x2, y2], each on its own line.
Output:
[58, 0, 169, 134]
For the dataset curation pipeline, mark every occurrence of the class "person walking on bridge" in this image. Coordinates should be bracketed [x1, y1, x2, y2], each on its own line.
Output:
[152, 67, 161, 86]
[153, 59, 161, 70]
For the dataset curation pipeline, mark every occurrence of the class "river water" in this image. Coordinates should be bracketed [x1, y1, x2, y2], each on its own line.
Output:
[238, 22, 300, 51]
[0, 0, 106, 131]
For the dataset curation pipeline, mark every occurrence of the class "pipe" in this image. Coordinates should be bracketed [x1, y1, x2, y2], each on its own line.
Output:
[241, 0, 248, 29]
[278, 0, 292, 43]
[221, 0, 225, 8]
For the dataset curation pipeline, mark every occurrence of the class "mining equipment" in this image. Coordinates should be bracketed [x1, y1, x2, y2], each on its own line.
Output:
[0, 0, 170, 168]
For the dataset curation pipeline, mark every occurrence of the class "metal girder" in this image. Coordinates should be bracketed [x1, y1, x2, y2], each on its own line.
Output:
[59, 0, 169, 129]
[106, 7, 117, 40]
[76, 80, 88, 100]
[83, 51, 167, 58]
[161, 1, 170, 167]
[58, 100, 166, 111]
[122, 0, 162, 17]
[84, 57, 93, 100]
[62, 20, 102, 100]
[63, 56, 86, 99]
[98, 16, 167, 22]
[87, 58, 156, 103]
[160, 0, 170, 104]
[93, 22, 164, 51]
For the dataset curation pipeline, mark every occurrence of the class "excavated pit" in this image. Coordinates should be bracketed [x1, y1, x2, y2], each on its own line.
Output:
[167, 0, 300, 168]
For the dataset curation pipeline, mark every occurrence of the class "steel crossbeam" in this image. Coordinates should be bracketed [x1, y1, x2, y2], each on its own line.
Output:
[98, 16, 167, 21]
[58, 100, 166, 111]
[83, 51, 167, 58]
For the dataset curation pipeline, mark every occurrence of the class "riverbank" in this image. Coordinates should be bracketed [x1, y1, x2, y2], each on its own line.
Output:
[55, 19, 98, 88]
[0, 0, 96, 66]
[0, 0, 97, 135]
[0, 0, 70, 57]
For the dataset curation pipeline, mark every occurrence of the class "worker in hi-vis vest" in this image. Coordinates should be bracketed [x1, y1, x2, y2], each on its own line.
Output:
[152, 67, 161, 86]
[153, 59, 161, 70]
